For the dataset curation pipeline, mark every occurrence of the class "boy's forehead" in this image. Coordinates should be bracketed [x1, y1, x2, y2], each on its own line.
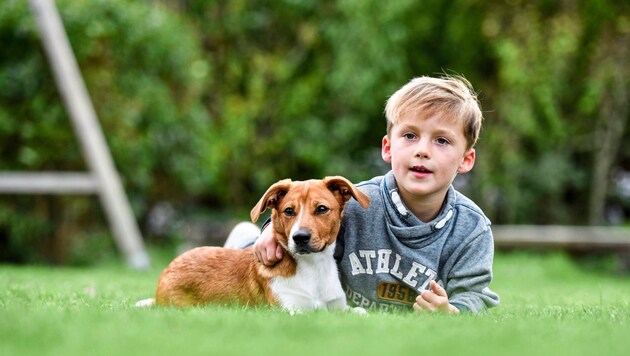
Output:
[395, 110, 464, 131]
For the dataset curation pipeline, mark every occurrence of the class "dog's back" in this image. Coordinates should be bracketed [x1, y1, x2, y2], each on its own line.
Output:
[155, 246, 269, 307]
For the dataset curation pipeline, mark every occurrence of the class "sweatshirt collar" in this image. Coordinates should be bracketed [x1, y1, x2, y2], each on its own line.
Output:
[381, 171, 455, 240]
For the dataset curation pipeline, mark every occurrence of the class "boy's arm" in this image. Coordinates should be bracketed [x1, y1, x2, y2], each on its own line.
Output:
[440, 228, 500, 313]
[253, 222, 284, 265]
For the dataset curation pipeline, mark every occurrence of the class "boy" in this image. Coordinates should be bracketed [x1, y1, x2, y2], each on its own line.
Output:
[238, 75, 499, 313]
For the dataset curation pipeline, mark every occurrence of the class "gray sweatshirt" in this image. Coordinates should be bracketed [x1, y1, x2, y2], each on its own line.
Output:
[334, 171, 500, 312]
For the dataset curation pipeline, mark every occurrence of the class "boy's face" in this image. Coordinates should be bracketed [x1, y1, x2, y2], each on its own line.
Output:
[381, 112, 475, 207]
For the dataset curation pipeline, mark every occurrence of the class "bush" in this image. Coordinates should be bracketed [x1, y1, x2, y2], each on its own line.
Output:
[1, 0, 628, 265]
[0, 0, 208, 263]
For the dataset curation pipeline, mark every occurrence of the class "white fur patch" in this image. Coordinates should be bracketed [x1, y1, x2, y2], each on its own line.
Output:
[269, 242, 348, 312]
[134, 298, 156, 308]
[287, 203, 304, 254]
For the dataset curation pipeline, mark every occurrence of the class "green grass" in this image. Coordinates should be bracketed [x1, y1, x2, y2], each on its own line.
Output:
[1, 251, 629, 356]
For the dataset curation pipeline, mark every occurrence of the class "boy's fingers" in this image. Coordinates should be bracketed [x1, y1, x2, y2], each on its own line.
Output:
[265, 246, 278, 265]
[257, 250, 269, 265]
[417, 281, 446, 305]
[414, 296, 435, 312]
[420, 290, 437, 304]
[275, 245, 284, 260]
[253, 238, 263, 263]
[430, 280, 447, 297]
[417, 282, 459, 314]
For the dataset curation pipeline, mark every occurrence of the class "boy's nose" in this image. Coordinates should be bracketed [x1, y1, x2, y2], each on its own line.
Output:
[414, 140, 431, 158]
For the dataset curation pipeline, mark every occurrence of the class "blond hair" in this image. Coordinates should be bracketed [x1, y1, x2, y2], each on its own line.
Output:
[384, 75, 483, 149]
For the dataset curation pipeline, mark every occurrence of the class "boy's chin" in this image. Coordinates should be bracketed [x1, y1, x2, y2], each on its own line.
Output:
[399, 183, 447, 199]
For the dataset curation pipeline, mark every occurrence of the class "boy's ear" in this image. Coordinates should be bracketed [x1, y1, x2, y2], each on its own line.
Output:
[457, 148, 476, 174]
[381, 135, 392, 163]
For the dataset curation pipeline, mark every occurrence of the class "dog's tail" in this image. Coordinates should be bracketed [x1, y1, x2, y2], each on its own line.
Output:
[134, 298, 156, 308]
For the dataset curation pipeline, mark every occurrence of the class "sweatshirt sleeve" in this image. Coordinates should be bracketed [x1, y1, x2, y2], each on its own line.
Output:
[444, 226, 500, 312]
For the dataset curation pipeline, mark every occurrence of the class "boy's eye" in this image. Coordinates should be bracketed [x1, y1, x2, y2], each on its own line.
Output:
[436, 137, 450, 145]
[403, 133, 417, 140]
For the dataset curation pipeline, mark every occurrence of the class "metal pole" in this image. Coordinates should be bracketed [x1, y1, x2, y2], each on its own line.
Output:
[29, 0, 150, 269]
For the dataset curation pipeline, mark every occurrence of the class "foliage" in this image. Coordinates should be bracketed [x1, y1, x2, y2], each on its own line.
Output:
[0, 0, 628, 264]
[0, 0, 208, 263]
[178, 0, 497, 205]
[475, 0, 630, 224]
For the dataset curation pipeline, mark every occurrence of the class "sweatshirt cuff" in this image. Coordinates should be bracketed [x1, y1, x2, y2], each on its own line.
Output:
[450, 302, 469, 313]
[260, 217, 272, 232]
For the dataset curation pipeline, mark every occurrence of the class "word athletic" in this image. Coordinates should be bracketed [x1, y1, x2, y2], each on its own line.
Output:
[347, 249, 438, 293]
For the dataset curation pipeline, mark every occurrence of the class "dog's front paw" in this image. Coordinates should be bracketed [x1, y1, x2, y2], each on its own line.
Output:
[345, 306, 368, 316]
[134, 298, 156, 308]
[287, 308, 304, 316]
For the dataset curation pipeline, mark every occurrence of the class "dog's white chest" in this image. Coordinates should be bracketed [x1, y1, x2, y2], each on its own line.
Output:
[269, 250, 347, 312]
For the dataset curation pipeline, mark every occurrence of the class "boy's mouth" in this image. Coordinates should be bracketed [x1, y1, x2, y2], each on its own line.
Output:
[410, 165, 433, 174]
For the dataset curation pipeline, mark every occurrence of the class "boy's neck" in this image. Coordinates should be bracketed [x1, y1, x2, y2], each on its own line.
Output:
[400, 189, 448, 223]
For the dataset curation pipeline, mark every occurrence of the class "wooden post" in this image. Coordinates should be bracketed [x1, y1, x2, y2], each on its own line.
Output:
[0, 172, 98, 194]
[27, 0, 150, 269]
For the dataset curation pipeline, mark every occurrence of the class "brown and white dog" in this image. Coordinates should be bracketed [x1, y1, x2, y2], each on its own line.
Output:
[136, 176, 370, 313]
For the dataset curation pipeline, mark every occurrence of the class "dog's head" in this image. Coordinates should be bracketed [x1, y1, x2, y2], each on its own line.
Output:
[250, 176, 370, 256]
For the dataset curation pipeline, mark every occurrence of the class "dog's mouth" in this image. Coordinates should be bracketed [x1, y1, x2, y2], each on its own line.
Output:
[291, 228, 329, 255]
[295, 244, 311, 255]
[294, 241, 327, 255]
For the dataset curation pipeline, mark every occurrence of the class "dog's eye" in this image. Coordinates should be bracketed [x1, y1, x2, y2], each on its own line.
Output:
[315, 205, 329, 215]
[283, 207, 295, 217]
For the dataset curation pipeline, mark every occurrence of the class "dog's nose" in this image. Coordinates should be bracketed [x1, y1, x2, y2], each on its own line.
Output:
[293, 229, 311, 245]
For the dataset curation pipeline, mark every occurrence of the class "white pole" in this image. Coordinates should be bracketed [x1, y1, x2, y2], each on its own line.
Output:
[29, 0, 150, 269]
[0, 172, 97, 193]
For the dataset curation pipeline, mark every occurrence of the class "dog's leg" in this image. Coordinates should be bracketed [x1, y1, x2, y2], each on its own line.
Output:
[287, 308, 304, 316]
[326, 296, 348, 310]
[326, 296, 368, 315]
[348, 306, 368, 316]
[134, 298, 156, 308]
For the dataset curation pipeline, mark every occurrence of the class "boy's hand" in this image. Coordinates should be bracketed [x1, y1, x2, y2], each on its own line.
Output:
[253, 223, 283, 266]
[413, 280, 459, 314]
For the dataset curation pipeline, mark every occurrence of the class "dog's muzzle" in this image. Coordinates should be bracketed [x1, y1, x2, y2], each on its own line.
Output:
[292, 229, 312, 254]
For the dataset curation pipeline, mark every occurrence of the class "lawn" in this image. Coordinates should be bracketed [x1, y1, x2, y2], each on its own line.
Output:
[1, 250, 629, 356]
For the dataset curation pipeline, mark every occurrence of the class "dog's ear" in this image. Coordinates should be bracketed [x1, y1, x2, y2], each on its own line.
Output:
[250, 179, 293, 222]
[323, 176, 370, 209]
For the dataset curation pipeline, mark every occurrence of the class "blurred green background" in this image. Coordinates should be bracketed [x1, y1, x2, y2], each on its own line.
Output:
[0, 0, 628, 265]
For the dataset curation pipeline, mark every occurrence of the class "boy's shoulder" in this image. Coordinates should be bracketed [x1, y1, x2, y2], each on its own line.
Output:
[451, 188, 491, 227]
[343, 175, 383, 217]
[355, 175, 383, 192]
